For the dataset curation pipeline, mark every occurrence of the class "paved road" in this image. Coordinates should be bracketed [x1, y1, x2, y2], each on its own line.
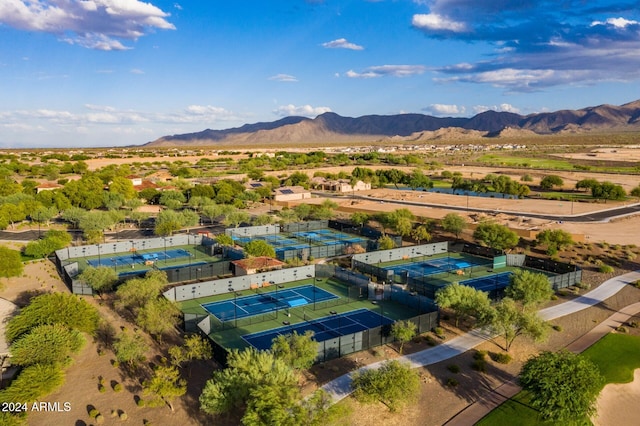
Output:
[317, 191, 640, 223]
[320, 270, 640, 408]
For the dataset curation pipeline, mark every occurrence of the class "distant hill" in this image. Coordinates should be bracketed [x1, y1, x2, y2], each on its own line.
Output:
[146, 100, 640, 147]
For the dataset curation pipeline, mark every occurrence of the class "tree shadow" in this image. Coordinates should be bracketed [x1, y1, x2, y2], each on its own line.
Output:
[13, 289, 49, 307]
[428, 351, 517, 405]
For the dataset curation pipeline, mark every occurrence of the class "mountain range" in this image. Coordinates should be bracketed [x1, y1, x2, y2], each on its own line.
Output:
[146, 99, 640, 147]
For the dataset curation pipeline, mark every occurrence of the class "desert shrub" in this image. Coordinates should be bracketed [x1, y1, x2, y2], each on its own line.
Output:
[489, 352, 512, 364]
[98, 385, 106, 393]
[96, 414, 104, 424]
[446, 378, 458, 387]
[433, 327, 445, 339]
[550, 294, 559, 301]
[425, 336, 437, 346]
[0, 363, 65, 404]
[89, 409, 100, 418]
[113, 383, 123, 392]
[136, 398, 146, 407]
[447, 364, 460, 374]
[473, 350, 487, 360]
[598, 265, 614, 273]
[633, 280, 640, 289]
[119, 411, 128, 421]
[616, 326, 628, 333]
[575, 281, 591, 290]
[627, 321, 638, 328]
[552, 324, 563, 332]
[472, 359, 487, 372]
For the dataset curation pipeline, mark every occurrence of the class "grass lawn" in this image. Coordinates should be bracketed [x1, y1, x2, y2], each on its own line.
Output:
[476, 333, 640, 426]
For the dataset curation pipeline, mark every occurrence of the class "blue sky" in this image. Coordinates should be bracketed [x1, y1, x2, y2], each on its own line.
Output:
[1, 0, 639, 148]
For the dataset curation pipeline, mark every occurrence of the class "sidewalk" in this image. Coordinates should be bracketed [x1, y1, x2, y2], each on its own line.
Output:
[444, 300, 640, 426]
[320, 271, 640, 411]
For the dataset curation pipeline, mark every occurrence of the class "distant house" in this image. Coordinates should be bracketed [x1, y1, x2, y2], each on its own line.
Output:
[311, 177, 371, 193]
[273, 186, 311, 202]
[231, 256, 285, 276]
[245, 181, 268, 190]
[126, 174, 143, 186]
[35, 182, 63, 193]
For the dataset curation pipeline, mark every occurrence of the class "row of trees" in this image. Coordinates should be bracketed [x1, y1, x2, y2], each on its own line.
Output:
[436, 269, 553, 351]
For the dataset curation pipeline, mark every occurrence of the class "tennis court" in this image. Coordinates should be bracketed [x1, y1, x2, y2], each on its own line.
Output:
[459, 271, 513, 292]
[86, 248, 192, 268]
[384, 256, 489, 278]
[202, 284, 338, 321]
[242, 308, 395, 350]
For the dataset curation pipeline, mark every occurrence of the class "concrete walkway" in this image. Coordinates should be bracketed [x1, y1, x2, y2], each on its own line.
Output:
[320, 270, 640, 416]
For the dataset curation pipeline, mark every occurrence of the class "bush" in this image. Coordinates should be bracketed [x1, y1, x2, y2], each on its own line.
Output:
[446, 378, 458, 387]
[599, 265, 615, 273]
[98, 384, 106, 393]
[433, 327, 445, 339]
[119, 411, 128, 421]
[113, 383, 123, 392]
[552, 324, 563, 332]
[628, 321, 638, 328]
[616, 326, 628, 333]
[447, 364, 460, 374]
[473, 350, 487, 361]
[136, 398, 146, 407]
[489, 352, 512, 364]
[96, 414, 104, 424]
[89, 408, 100, 418]
[472, 359, 487, 372]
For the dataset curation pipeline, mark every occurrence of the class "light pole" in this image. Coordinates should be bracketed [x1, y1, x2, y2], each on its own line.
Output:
[229, 287, 238, 328]
[270, 281, 277, 318]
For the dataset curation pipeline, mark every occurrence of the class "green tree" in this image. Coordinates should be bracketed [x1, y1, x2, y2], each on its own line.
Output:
[484, 297, 549, 352]
[113, 331, 149, 367]
[0, 363, 65, 405]
[199, 347, 298, 420]
[79, 266, 118, 296]
[142, 365, 186, 411]
[390, 320, 417, 354]
[408, 169, 433, 190]
[108, 176, 137, 200]
[244, 240, 276, 258]
[215, 233, 234, 246]
[441, 213, 467, 239]
[10, 324, 85, 366]
[223, 210, 251, 228]
[115, 270, 168, 313]
[505, 269, 554, 309]
[0, 246, 23, 278]
[631, 185, 640, 200]
[350, 212, 370, 228]
[61, 206, 87, 228]
[270, 331, 318, 370]
[154, 209, 183, 236]
[575, 178, 599, 192]
[591, 181, 626, 202]
[351, 360, 420, 412]
[473, 223, 519, 251]
[539, 175, 564, 190]
[535, 229, 574, 255]
[377, 235, 395, 250]
[410, 225, 431, 244]
[169, 334, 212, 376]
[136, 298, 181, 342]
[6, 293, 99, 342]
[519, 350, 604, 423]
[435, 283, 491, 327]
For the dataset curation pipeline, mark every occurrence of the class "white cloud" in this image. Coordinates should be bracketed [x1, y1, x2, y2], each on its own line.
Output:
[591, 17, 639, 28]
[473, 103, 521, 114]
[423, 104, 466, 115]
[273, 104, 332, 117]
[268, 74, 298, 82]
[412, 13, 466, 33]
[321, 38, 364, 50]
[0, 0, 175, 50]
[345, 65, 426, 78]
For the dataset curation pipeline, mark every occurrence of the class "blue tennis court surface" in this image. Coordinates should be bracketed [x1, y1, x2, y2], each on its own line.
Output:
[202, 285, 338, 321]
[459, 271, 513, 292]
[87, 248, 192, 268]
[384, 256, 488, 278]
[243, 308, 394, 350]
